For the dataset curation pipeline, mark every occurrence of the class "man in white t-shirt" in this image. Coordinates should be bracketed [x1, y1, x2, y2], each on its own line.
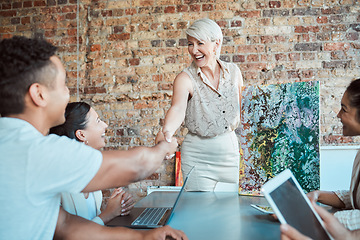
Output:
[0, 36, 187, 240]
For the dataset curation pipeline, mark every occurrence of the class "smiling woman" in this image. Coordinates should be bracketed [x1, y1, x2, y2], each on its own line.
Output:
[50, 102, 135, 225]
[306, 78, 360, 231]
[156, 18, 244, 191]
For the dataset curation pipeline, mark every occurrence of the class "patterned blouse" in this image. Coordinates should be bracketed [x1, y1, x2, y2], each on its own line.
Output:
[334, 150, 360, 230]
[183, 59, 243, 138]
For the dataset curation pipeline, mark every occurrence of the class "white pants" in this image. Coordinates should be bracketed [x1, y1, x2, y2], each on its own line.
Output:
[181, 131, 240, 191]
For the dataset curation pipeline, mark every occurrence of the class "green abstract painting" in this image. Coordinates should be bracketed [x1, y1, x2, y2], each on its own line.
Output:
[238, 81, 320, 196]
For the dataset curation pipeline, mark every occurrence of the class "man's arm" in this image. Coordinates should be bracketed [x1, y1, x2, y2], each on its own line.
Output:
[83, 140, 177, 193]
[54, 207, 187, 240]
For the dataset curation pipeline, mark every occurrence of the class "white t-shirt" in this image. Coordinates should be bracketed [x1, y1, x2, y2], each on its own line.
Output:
[0, 118, 102, 239]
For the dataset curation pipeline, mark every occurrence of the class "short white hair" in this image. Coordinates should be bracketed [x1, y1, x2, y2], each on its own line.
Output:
[185, 18, 223, 58]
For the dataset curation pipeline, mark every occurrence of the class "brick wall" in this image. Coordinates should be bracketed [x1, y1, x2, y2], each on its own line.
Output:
[1, 0, 359, 200]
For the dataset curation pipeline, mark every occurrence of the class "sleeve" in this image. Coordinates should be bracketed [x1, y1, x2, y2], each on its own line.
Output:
[91, 216, 105, 225]
[334, 190, 352, 209]
[334, 209, 360, 231]
[27, 134, 102, 204]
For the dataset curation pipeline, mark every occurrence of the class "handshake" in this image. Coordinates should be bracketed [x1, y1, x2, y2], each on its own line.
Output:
[156, 130, 177, 160]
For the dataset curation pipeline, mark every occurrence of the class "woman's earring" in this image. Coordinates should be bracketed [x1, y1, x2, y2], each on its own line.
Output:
[84, 140, 89, 145]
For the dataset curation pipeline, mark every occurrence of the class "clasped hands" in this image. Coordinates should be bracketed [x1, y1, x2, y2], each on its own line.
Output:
[155, 131, 176, 160]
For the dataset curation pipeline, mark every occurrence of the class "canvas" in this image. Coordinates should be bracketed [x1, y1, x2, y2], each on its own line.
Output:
[238, 81, 320, 196]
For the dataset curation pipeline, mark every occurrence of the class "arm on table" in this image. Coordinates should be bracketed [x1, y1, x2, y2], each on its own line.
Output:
[54, 207, 188, 240]
[306, 190, 345, 209]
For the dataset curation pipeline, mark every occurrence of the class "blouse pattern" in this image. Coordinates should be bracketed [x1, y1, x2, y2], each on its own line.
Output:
[183, 59, 243, 137]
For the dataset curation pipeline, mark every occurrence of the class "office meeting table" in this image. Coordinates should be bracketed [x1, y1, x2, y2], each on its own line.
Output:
[135, 191, 281, 240]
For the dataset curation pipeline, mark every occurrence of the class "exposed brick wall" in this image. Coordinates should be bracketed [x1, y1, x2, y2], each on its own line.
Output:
[1, 0, 359, 200]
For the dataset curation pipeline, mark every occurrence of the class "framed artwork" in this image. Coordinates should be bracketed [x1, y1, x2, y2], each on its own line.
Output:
[238, 81, 320, 195]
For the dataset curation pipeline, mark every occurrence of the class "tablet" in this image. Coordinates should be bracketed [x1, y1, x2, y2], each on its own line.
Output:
[261, 169, 332, 240]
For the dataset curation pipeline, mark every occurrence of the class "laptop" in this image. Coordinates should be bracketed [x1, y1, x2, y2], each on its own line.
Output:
[106, 166, 195, 229]
[261, 169, 332, 240]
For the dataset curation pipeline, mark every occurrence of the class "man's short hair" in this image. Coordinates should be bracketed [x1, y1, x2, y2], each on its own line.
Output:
[0, 36, 58, 116]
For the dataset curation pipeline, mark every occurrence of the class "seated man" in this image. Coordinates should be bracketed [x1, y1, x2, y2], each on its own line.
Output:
[0, 36, 187, 240]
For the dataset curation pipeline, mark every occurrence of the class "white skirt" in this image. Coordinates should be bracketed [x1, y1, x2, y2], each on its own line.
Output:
[181, 131, 240, 191]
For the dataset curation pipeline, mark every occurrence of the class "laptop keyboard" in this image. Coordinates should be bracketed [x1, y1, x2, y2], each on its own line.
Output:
[132, 207, 170, 226]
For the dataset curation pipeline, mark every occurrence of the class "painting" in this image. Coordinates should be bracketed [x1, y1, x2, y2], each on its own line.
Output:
[238, 81, 320, 195]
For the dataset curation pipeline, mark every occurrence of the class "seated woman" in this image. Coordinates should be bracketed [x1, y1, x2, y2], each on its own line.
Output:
[50, 102, 135, 225]
[307, 78, 360, 230]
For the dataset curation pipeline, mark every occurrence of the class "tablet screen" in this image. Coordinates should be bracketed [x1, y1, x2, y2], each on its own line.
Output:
[269, 178, 331, 240]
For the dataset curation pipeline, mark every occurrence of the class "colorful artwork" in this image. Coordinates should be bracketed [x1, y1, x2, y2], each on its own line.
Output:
[238, 81, 320, 195]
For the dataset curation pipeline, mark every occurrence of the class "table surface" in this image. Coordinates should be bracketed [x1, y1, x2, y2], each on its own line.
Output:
[135, 191, 281, 240]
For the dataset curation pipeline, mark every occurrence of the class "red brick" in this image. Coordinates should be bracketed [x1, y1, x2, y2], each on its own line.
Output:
[177, 5, 188, 12]
[233, 55, 245, 62]
[12, 2, 22, 8]
[190, 4, 201, 12]
[231, 20, 242, 27]
[65, 13, 76, 20]
[108, 33, 130, 41]
[21, 17, 31, 25]
[269, 1, 281, 8]
[61, 5, 77, 13]
[247, 54, 259, 62]
[34, 1, 46, 7]
[67, 28, 77, 36]
[129, 58, 140, 66]
[125, 8, 137, 15]
[134, 101, 158, 109]
[11, 17, 20, 24]
[177, 22, 187, 29]
[216, 20, 227, 28]
[316, 16, 328, 24]
[0, 10, 17, 17]
[152, 75, 163, 82]
[90, 44, 101, 52]
[84, 87, 106, 94]
[202, 4, 213, 11]
[23, 1, 33, 7]
[237, 45, 265, 53]
[2, 3, 11, 9]
[324, 42, 350, 51]
[164, 6, 175, 13]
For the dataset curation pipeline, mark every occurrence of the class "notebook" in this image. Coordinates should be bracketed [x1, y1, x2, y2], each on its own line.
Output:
[261, 169, 332, 240]
[106, 166, 195, 229]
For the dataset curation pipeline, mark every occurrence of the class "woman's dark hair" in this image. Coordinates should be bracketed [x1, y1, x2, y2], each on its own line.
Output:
[49, 102, 91, 141]
[346, 78, 360, 121]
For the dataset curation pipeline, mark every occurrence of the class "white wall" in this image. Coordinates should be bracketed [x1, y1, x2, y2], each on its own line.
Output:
[320, 146, 359, 191]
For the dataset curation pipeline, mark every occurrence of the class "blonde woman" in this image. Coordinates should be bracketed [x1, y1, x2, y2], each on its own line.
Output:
[157, 18, 243, 191]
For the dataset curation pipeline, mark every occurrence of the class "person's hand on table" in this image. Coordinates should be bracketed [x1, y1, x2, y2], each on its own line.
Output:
[143, 225, 188, 240]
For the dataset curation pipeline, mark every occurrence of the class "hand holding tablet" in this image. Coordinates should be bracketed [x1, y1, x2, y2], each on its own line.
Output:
[261, 169, 332, 240]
